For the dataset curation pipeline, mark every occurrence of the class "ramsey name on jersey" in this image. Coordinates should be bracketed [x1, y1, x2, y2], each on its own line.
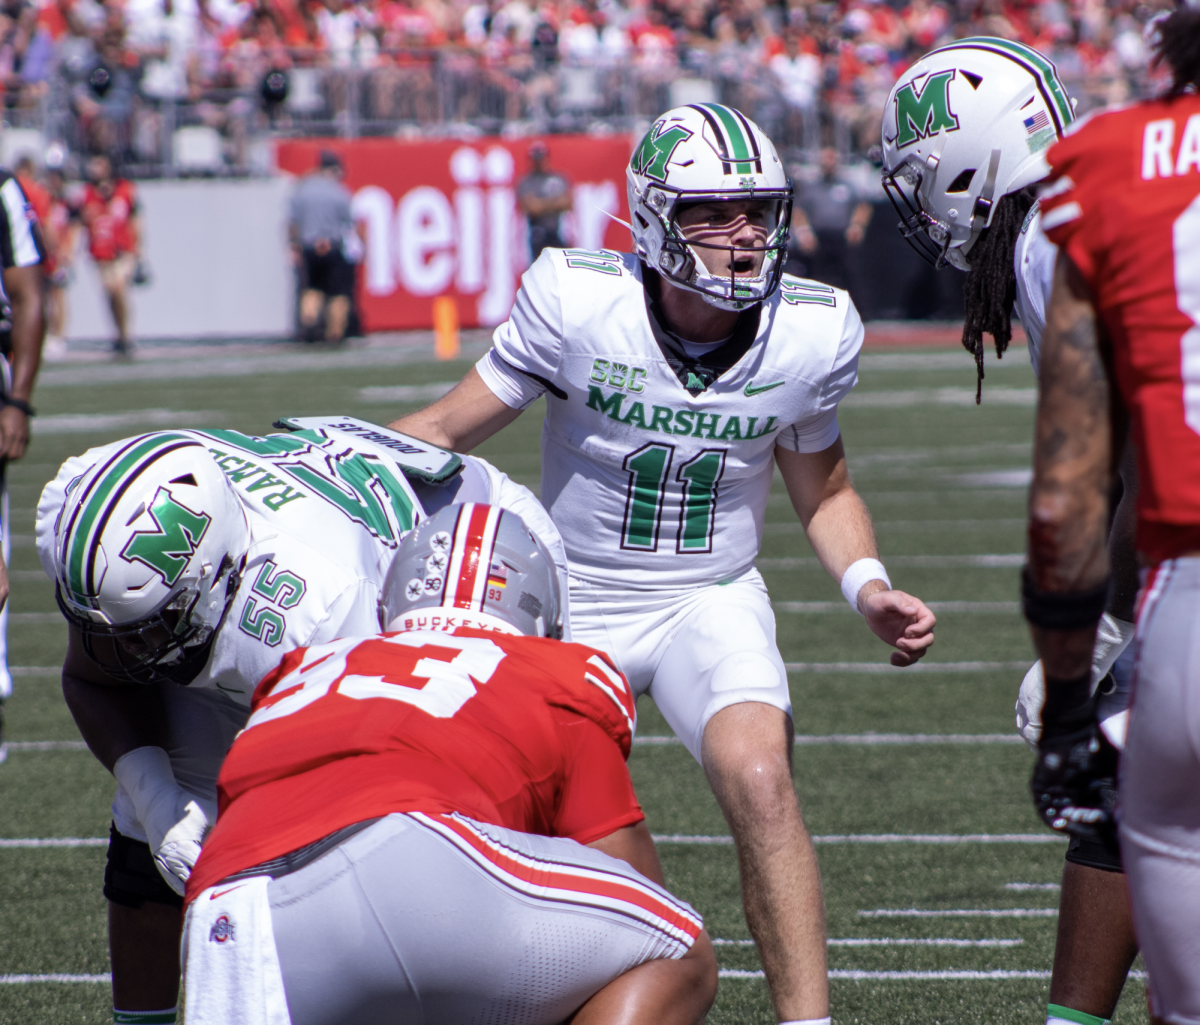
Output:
[38, 427, 424, 705]
[477, 249, 864, 589]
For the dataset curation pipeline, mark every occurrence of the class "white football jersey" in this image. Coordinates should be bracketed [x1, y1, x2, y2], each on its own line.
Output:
[1013, 203, 1057, 375]
[476, 249, 863, 589]
[38, 426, 425, 707]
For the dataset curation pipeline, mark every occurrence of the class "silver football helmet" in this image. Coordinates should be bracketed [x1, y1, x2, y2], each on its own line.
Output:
[382, 503, 562, 639]
[628, 103, 792, 311]
[50, 434, 250, 685]
[881, 37, 1074, 270]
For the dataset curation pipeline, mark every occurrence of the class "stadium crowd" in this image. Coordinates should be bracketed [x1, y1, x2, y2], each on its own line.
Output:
[0, 0, 1176, 170]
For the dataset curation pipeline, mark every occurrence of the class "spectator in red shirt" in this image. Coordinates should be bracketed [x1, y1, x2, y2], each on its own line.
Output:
[79, 155, 141, 356]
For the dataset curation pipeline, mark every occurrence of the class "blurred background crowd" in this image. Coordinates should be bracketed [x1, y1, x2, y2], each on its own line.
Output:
[0, 0, 1176, 178]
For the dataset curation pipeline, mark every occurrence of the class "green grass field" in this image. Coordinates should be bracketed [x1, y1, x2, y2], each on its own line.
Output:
[0, 335, 1148, 1023]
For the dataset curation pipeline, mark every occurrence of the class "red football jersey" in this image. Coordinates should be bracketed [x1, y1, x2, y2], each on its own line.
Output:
[81, 180, 137, 262]
[185, 627, 642, 903]
[1041, 96, 1200, 563]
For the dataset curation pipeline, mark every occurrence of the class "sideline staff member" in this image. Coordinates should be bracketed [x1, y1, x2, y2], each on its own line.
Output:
[289, 150, 355, 344]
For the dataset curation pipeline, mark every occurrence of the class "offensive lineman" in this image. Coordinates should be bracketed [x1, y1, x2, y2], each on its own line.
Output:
[37, 424, 566, 1025]
[1028, 11, 1200, 1023]
[182, 503, 716, 1025]
[391, 103, 937, 1022]
[880, 39, 1140, 1025]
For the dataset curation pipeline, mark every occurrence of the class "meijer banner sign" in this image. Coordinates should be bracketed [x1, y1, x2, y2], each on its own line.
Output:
[275, 136, 633, 332]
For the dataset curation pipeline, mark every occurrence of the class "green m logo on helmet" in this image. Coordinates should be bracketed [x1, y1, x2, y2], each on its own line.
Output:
[121, 487, 213, 586]
[894, 70, 960, 148]
[632, 122, 694, 182]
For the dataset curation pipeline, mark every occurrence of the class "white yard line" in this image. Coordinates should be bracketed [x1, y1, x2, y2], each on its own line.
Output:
[0, 974, 111, 983]
[7, 613, 63, 624]
[358, 383, 457, 403]
[0, 838, 106, 848]
[759, 554, 1023, 569]
[652, 834, 1064, 845]
[859, 352, 1030, 373]
[9, 667, 61, 676]
[859, 909, 1058, 918]
[5, 741, 87, 751]
[633, 733, 1023, 746]
[842, 388, 1036, 409]
[775, 601, 1019, 614]
[1005, 883, 1061, 891]
[33, 410, 219, 435]
[783, 661, 1032, 673]
[722, 969, 1147, 980]
[713, 938, 1023, 947]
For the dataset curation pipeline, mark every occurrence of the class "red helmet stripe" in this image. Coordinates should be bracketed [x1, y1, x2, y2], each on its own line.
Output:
[451, 504, 501, 610]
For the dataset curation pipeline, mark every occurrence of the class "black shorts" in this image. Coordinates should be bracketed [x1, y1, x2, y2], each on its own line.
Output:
[300, 247, 355, 299]
[103, 823, 183, 910]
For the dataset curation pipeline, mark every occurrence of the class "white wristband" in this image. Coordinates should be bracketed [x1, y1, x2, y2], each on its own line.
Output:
[841, 558, 891, 613]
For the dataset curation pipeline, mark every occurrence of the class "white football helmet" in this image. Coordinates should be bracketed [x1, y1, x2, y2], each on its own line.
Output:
[382, 502, 562, 639]
[880, 37, 1074, 270]
[52, 434, 250, 684]
[628, 103, 792, 311]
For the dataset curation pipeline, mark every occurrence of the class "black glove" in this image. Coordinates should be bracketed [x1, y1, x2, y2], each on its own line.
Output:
[1031, 680, 1119, 842]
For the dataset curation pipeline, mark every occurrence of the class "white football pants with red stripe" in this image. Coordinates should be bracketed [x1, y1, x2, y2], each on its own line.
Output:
[186, 812, 702, 1025]
[1120, 557, 1200, 1025]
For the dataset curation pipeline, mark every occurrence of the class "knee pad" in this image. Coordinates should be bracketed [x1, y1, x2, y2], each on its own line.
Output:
[104, 823, 183, 910]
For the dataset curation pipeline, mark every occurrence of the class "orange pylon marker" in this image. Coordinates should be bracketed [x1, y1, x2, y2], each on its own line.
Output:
[433, 296, 460, 361]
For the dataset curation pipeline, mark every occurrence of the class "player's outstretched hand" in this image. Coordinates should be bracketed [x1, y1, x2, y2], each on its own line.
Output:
[861, 590, 936, 666]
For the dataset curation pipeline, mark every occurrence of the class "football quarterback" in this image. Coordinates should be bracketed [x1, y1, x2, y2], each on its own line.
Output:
[390, 103, 937, 1020]
[37, 424, 566, 1025]
[881, 38, 1140, 1025]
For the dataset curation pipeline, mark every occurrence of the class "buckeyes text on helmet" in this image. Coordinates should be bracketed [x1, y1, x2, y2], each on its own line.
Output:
[382, 503, 563, 639]
[880, 38, 1075, 270]
[52, 434, 251, 685]
[627, 103, 793, 312]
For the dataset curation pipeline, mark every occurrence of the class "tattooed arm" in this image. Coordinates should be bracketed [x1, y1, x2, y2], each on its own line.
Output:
[1027, 251, 1118, 679]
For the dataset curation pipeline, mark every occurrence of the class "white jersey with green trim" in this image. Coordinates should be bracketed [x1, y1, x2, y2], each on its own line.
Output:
[476, 249, 864, 589]
[1013, 203, 1057, 375]
[37, 426, 425, 707]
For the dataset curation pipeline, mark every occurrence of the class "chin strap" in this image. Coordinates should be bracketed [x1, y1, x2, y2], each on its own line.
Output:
[970, 147, 1003, 235]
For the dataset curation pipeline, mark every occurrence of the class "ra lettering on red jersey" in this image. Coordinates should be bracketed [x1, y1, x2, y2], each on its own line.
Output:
[1040, 95, 1200, 563]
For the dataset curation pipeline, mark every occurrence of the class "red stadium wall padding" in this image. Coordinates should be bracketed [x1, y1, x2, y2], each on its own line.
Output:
[275, 136, 633, 333]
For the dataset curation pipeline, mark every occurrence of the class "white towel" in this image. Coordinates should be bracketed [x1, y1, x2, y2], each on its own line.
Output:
[182, 876, 292, 1025]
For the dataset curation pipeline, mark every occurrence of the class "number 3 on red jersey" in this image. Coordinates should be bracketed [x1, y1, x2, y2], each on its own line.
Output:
[245, 634, 508, 730]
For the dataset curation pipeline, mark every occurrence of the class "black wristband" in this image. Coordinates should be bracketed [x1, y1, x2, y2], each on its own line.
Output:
[1041, 670, 1093, 729]
[1022, 569, 1109, 630]
[2, 396, 34, 417]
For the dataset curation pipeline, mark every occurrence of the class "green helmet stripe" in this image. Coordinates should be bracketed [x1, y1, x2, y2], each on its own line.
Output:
[64, 433, 197, 599]
[698, 103, 758, 174]
[930, 36, 1074, 132]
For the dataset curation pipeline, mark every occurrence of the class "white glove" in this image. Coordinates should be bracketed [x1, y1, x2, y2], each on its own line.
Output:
[1015, 613, 1136, 752]
[113, 746, 217, 896]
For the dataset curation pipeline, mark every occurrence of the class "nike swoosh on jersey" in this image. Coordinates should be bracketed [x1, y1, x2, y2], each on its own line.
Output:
[210, 884, 247, 900]
[744, 380, 785, 397]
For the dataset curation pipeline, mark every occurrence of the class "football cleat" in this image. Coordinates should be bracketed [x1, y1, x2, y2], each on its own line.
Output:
[382, 503, 562, 639]
[627, 103, 792, 311]
[881, 37, 1074, 269]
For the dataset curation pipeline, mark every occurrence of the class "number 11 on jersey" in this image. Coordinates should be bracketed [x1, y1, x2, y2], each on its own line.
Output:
[621, 443, 725, 554]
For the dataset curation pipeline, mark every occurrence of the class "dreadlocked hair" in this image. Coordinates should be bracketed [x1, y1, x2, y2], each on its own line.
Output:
[961, 187, 1036, 403]
[1154, 9, 1200, 98]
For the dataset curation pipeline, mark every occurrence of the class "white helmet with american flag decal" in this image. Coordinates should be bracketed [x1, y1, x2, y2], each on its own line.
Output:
[48, 433, 250, 685]
[627, 103, 792, 311]
[382, 503, 563, 639]
[881, 37, 1075, 270]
